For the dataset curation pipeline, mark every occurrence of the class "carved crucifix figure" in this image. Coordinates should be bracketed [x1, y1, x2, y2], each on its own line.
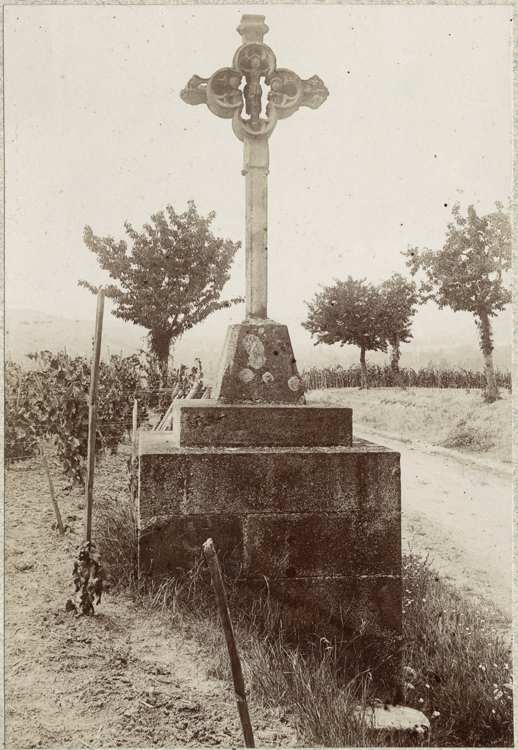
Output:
[181, 14, 328, 320]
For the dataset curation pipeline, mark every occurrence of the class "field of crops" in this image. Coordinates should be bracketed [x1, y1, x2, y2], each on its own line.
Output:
[301, 363, 512, 391]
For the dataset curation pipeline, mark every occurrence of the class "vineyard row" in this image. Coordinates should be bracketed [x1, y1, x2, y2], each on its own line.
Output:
[301, 364, 512, 391]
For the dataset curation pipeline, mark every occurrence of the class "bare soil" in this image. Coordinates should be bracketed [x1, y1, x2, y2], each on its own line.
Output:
[5, 456, 297, 749]
[5, 402, 512, 748]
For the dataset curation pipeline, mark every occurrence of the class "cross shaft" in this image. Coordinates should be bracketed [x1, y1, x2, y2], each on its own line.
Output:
[181, 14, 328, 319]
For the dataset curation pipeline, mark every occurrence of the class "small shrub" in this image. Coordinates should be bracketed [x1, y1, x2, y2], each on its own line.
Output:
[443, 420, 495, 452]
[66, 541, 108, 616]
[480, 387, 502, 404]
[5, 351, 148, 484]
[5, 362, 41, 464]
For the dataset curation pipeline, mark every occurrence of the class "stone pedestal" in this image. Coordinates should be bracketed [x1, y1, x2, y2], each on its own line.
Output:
[138, 397, 402, 698]
[171, 400, 352, 447]
[138, 312, 402, 698]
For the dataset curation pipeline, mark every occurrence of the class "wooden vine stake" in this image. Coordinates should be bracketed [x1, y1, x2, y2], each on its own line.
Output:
[129, 399, 138, 505]
[131, 399, 138, 465]
[203, 538, 255, 748]
[40, 444, 64, 535]
[84, 288, 105, 543]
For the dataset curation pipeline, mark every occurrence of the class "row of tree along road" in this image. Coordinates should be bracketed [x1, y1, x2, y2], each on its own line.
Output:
[78, 199, 510, 402]
[303, 202, 510, 400]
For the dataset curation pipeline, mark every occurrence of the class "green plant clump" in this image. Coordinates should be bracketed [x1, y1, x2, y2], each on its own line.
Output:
[66, 541, 108, 616]
[443, 419, 495, 452]
[401, 554, 512, 747]
[5, 361, 41, 462]
[5, 351, 148, 484]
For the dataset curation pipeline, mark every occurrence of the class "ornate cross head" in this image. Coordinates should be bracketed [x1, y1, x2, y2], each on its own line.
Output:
[180, 15, 329, 141]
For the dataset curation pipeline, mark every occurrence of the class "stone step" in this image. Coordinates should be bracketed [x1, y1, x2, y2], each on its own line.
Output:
[170, 400, 353, 447]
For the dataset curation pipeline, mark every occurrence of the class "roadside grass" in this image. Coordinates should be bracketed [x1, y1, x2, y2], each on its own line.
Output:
[93, 489, 138, 588]
[95, 486, 513, 747]
[307, 387, 512, 464]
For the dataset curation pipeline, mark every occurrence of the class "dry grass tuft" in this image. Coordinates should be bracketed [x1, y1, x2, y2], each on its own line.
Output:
[93, 491, 138, 589]
[90, 423, 513, 747]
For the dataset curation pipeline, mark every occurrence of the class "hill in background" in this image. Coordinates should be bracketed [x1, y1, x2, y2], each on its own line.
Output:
[5, 309, 223, 377]
[6, 307, 511, 382]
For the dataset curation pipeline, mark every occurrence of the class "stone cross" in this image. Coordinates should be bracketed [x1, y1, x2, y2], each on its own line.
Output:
[181, 14, 329, 320]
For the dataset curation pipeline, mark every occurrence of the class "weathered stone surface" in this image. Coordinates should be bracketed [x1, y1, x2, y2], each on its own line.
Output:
[355, 704, 430, 736]
[139, 435, 400, 521]
[243, 512, 400, 578]
[139, 509, 400, 583]
[240, 575, 402, 638]
[138, 436, 401, 581]
[211, 319, 304, 403]
[139, 515, 243, 580]
[243, 140, 269, 318]
[171, 400, 352, 447]
[138, 434, 402, 699]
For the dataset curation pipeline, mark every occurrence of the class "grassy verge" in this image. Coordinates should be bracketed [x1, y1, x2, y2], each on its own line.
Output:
[307, 388, 512, 464]
[94, 473, 513, 748]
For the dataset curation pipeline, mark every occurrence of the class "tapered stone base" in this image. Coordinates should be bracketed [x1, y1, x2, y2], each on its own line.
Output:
[211, 318, 304, 404]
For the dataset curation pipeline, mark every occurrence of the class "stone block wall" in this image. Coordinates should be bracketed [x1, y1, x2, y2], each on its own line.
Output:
[138, 436, 401, 641]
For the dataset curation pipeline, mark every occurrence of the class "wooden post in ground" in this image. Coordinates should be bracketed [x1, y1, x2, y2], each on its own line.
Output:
[40, 444, 64, 535]
[84, 288, 105, 543]
[203, 538, 255, 748]
[132, 399, 138, 465]
[130, 399, 139, 506]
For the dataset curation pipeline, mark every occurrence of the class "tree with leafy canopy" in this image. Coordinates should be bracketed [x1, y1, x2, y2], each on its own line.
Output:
[378, 273, 420, 390]
[302, 276, 388, 389]
[403, 202, 511, 402]
[79, 200, 243, 380]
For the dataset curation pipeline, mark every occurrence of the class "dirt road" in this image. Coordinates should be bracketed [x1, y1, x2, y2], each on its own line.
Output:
[305, 389, 512, 620]
[355, 424, 513, 620]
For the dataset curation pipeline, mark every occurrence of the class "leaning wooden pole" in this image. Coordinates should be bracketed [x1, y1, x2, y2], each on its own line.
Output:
[203, 538, 255, 748]
[40, 444, 64, 535]
[84, 288, 105, 543]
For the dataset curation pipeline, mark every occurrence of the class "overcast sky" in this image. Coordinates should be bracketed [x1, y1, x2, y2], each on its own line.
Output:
[5, 3, 512, 352]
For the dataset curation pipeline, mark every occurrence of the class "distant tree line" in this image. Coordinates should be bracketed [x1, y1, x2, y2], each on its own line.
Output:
[78, 198, 510, 403]
[303, 273, 419, 391]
